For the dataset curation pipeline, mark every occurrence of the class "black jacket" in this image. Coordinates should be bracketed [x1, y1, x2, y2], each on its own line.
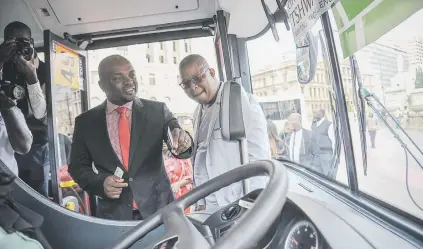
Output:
[69, 98, 192, 220]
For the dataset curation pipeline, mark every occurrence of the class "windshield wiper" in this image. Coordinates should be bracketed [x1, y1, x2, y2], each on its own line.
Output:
[351, 56, 423, 211]
[359, 84, 423, 212]
[351, 56, 368, 175]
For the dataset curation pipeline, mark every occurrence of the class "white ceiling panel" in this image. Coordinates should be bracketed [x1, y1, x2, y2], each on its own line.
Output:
[47, 0, 199, 25]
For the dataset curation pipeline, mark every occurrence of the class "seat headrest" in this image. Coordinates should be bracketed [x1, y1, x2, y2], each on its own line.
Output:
[220, 81, 246, 141]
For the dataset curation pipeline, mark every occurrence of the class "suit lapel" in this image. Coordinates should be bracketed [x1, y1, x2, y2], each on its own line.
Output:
[192, 106, 201, 154]
[128, 98, 146, 171]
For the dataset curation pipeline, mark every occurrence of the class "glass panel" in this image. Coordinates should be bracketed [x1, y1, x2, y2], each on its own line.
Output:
[330, 9, 423, 220]
[247, 21, 349, 185]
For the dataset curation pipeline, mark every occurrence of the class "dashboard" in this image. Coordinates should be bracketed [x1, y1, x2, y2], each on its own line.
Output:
[187, 189, 330, 249]
[185, 167, 422, 249]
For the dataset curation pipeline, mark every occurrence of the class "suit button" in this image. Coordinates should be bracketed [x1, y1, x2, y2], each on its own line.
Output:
[129, 178, 133, 182]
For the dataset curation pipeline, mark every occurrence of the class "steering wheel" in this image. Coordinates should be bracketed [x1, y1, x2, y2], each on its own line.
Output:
[109, 160, 289, 249]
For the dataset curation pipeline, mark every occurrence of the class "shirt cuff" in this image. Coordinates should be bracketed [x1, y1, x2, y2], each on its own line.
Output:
[27, 81, 43, 96]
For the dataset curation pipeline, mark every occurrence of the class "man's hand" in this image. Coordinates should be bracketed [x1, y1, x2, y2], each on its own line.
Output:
[0, 40, 18, 66]
[0, 91, 17, 110]
[103, 176, 128, 199]
[12, 54, 38, 85]
[170, 128, 192, 154]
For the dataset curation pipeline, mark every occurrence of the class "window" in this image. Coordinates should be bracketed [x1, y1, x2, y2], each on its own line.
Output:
[247, 19, 347, 186]
[160, 56, 164, 63]
[173, 42, 177, 51]
[149, 74, 156, 85]
[173, 57, 177, 64]
[146, 54, 151, 63]
[139, 76, 143, 84]
[160, 42, 164, 50]
[331, 8, 423, 220]
[184, 42, 189, 53]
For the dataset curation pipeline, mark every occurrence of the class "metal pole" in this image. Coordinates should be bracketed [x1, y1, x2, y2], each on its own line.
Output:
[321, 13, 358, 192]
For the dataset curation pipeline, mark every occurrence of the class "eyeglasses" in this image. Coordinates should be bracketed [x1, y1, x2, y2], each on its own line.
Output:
[179, 68, 209, 89]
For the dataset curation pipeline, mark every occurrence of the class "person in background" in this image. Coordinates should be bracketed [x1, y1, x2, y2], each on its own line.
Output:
[179, 54, 270, 211]
[69, 55, 193, 220]
[0, 90, 32, 175]
[287, 113, 321, 172]
[367, 112, 379, 148]
[162, 142, 193, 213]
[311, 109, 336, 177]
[0, 21, 49, 196]
[267, 119, 285, 158]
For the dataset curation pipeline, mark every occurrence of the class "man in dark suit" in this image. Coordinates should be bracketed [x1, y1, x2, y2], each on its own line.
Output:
[69, 55, 193, 221]
[287, 113, 321, 173]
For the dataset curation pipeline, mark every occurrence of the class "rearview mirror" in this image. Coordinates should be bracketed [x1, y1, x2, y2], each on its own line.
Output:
[296, 32, 318, 84]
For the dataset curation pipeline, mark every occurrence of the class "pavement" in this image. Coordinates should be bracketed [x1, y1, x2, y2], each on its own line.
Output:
[334, 121, 423, 220]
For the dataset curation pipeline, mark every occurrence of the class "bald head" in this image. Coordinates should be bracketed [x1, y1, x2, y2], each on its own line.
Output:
[179, 54, 209, 75]
[98, 55, 137, 105]
[98, 55, 131, 80]
[313, 109, 325, 121]
[178, 54, 218, 106]
[288, 113, 302, 131]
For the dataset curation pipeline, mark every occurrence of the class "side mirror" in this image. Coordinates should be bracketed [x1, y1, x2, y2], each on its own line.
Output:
[296, 32, 318, 84]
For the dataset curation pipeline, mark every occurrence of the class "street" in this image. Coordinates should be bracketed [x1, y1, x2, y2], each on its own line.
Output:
[335, 121, 423, 220]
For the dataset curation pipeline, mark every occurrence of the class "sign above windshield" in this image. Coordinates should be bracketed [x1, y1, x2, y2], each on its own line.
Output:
[286, 0, 339, 41]
[332, 0, 423, 58]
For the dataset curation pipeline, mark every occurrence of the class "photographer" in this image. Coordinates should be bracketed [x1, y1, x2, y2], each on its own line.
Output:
[0, 21, 49, 196]
[0, 90, 33, 175]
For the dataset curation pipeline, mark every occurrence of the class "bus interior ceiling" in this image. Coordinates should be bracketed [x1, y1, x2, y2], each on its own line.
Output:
[0, 0, 279, 49]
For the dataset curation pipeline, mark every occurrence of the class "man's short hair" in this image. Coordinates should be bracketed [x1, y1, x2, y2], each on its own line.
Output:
[4, 21, 31, 39]
[179, 54, 209, 73]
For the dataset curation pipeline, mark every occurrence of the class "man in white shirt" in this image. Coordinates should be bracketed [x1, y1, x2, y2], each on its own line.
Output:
[179, 54, 270, 211]
[0, 89, 33, 175]
[0, 22, 48, 196]
[287, 113, 321, 172]
[311, 109, 337, 178]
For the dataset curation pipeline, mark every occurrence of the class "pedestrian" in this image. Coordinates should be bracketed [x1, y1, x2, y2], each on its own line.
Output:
[367, 112, 379, 148]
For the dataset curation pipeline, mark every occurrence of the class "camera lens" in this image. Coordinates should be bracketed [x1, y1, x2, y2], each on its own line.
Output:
[11, 85, 25, 100]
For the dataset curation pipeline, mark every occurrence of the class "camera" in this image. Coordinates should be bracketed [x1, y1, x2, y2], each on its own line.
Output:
[0, 80, 25, 100]
[14, 37, 34, 61]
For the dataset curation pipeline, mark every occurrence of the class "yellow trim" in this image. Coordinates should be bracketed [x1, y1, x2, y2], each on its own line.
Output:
[60, 181, 76, 188]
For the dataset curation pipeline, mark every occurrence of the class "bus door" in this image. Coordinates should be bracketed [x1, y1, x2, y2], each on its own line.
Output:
[43, 30, 89, 212]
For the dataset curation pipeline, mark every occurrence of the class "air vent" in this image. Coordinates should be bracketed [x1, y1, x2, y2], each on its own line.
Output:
[221, 204, 241, 221]
[38, 8, 51, 17]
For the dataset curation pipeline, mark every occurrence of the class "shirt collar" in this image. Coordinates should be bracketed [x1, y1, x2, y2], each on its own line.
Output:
[316, 118, 326, 126]
[106, 100, 133, 115]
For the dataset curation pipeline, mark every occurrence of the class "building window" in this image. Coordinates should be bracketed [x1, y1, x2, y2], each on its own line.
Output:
[147, 43, 150, 48]
[160, 42, 164, 50]
[146, 54, 151, 63]
[160, 56, 164, 63]
[184, 42, 189, 52]
[139, 76, 143, 84]
[173, 42, 177, 51]
[149, 74, 156, 85]
[173, 57, 177, 64]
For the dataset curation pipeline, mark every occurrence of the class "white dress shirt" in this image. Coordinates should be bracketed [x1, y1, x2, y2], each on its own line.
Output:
[289, 129, 303, 163]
